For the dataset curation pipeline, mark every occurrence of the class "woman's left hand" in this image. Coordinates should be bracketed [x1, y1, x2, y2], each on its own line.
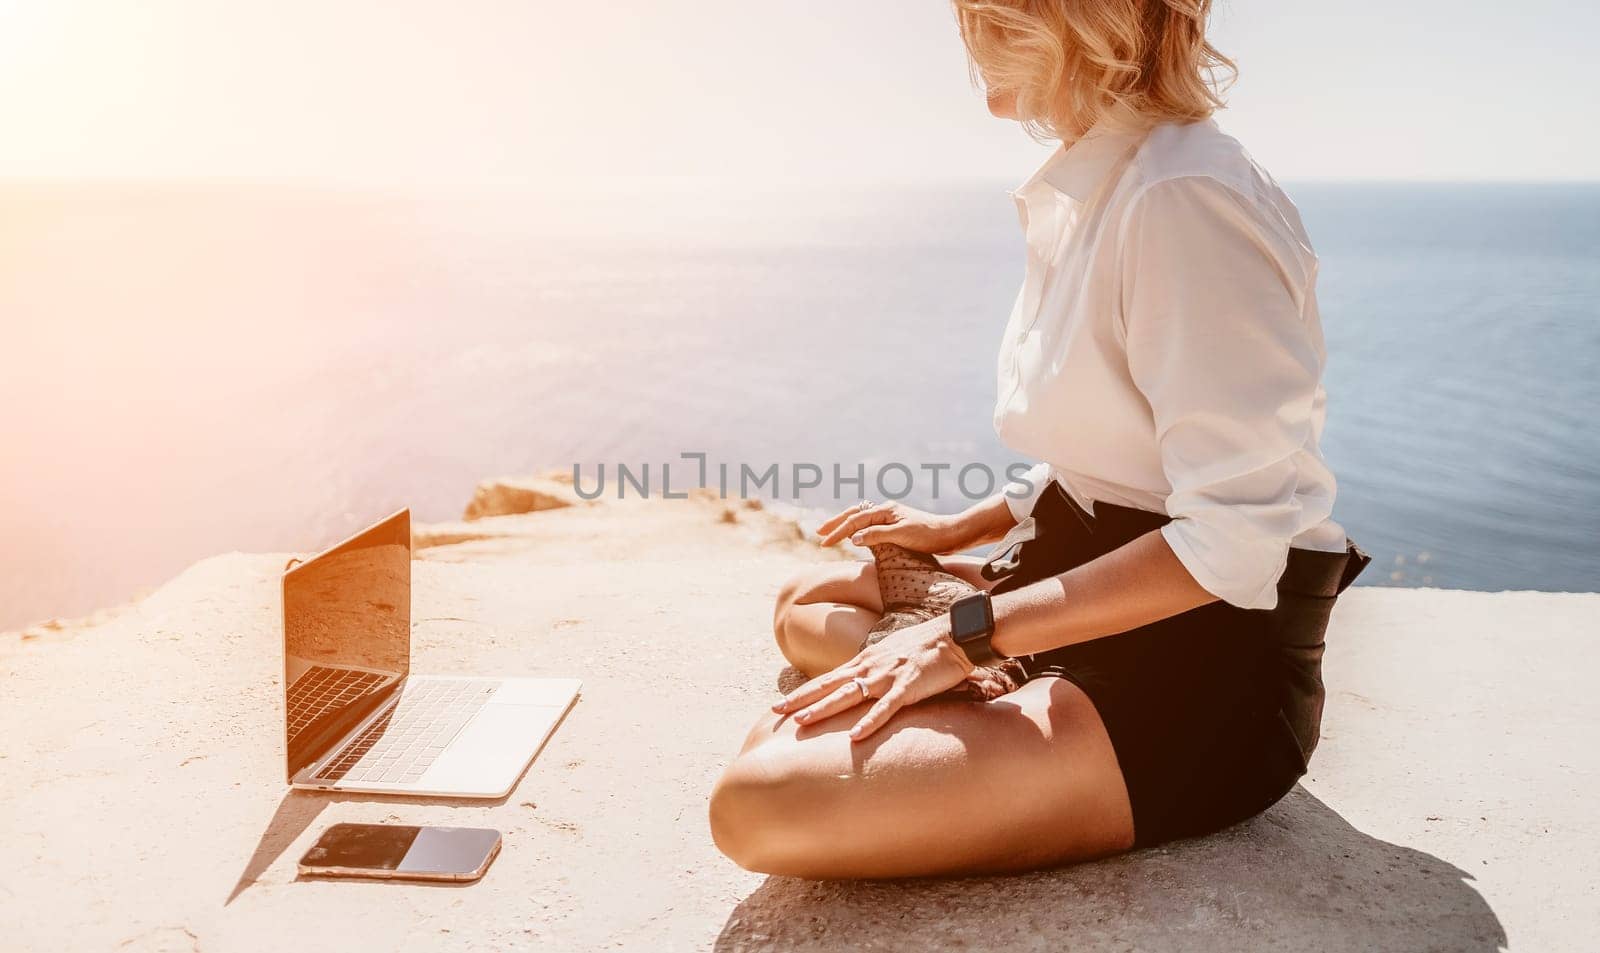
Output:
[771, 617, 975, 742]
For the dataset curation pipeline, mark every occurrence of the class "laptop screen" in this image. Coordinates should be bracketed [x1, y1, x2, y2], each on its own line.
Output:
[281, 510, 411, 781]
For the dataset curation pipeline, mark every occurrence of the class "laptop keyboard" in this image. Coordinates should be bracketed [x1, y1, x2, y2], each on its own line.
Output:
[286, 665, 391, 744]
[314, 679, 501, 785]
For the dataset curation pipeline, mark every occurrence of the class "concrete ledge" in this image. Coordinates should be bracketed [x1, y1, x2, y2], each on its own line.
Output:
[1, 495, 1593, 951]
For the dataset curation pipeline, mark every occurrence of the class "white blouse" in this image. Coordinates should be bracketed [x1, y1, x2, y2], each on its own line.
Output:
[995, 118, 1346, 611]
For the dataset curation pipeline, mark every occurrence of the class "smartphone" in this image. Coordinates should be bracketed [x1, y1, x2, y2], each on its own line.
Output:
[298, 823, 501, 882]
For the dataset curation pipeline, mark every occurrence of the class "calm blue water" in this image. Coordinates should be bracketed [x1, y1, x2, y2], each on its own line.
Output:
[1292, 184, 1600, 591]
[2, 181, 1596, 628]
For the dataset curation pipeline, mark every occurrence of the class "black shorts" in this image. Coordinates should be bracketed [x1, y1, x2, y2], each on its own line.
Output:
[986, 483, 1369, 848]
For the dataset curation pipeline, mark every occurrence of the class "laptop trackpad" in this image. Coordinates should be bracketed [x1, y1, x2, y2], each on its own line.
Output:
[419, 693, 575, 797]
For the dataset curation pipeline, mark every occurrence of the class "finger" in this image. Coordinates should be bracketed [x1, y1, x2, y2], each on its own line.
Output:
[819, 507, 894, 548]
[848, 685, 909, 741]
[818, 508, 878, 547]
[851, 523, 909, 548]
[772, 664, 859, 714]
[816, 504, 863, 536]
[793, 677, 876, 726]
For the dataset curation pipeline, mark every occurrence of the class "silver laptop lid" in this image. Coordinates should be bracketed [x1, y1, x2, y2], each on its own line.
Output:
[281, 509, 411, 782]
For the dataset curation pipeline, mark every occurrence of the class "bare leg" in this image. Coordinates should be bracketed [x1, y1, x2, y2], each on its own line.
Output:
[773, 556, 995, 675]
[709, 677, 1135, 879]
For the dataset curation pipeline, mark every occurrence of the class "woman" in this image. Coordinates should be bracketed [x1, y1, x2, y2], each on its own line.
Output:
[709, 0, 1367, 879]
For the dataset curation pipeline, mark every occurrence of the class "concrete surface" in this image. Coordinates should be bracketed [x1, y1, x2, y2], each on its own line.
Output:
[1, 494, 1595, 952]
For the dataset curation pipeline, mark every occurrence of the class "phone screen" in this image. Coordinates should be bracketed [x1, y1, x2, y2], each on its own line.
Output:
[299, 823, 500, 880]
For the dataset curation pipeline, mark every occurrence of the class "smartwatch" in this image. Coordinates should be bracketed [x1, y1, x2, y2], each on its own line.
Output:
[948, 592, 1003, 665]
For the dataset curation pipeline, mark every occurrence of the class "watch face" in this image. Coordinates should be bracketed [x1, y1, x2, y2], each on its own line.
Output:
[950, 596, 991, 640]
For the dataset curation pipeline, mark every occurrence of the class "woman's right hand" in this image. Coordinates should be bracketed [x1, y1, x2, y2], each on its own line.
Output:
[816, 501, 972, 554]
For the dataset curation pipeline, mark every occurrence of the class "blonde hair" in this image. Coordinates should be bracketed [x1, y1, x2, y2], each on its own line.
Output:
[952, 0, 1236, 141]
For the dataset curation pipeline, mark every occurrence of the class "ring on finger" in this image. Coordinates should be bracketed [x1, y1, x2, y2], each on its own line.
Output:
[850, 676, 871, 700]
[857, 500, 874, 512]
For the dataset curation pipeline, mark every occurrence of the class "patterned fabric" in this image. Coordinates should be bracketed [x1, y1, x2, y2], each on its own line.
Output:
[860, 544, 1027, 702]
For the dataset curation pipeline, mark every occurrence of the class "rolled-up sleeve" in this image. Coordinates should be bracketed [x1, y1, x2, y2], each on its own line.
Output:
[1121, 176, 1333, 610]
[1003, 461, 1055, 522]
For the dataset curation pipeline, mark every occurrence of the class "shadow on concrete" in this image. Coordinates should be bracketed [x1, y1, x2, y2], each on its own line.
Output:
[714, 786, 1505, 952]
[226, 697, 577, 903]
[225, 788, 509, 904]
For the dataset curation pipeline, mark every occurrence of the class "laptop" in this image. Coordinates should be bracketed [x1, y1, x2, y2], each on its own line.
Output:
[281, 509, 579, 798]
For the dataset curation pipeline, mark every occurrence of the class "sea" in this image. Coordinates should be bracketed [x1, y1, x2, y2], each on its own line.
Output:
[1, 180, 1596, 631]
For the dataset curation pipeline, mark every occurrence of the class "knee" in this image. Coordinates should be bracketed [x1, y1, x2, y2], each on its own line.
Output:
[708, 751, 789, 874]
[772, 569, 819, 653]
[708, 748, 832, 876]
[773, 567, 819, 624]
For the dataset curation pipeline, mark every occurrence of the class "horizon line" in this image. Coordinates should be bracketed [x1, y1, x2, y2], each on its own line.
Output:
[0, 174, 1596, 195]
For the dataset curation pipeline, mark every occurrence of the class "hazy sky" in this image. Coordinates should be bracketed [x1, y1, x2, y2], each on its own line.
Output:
[0, 0, 1595, 186]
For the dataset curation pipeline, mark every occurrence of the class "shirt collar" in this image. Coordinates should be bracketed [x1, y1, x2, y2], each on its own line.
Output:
[1012, 121, 1141, 204]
